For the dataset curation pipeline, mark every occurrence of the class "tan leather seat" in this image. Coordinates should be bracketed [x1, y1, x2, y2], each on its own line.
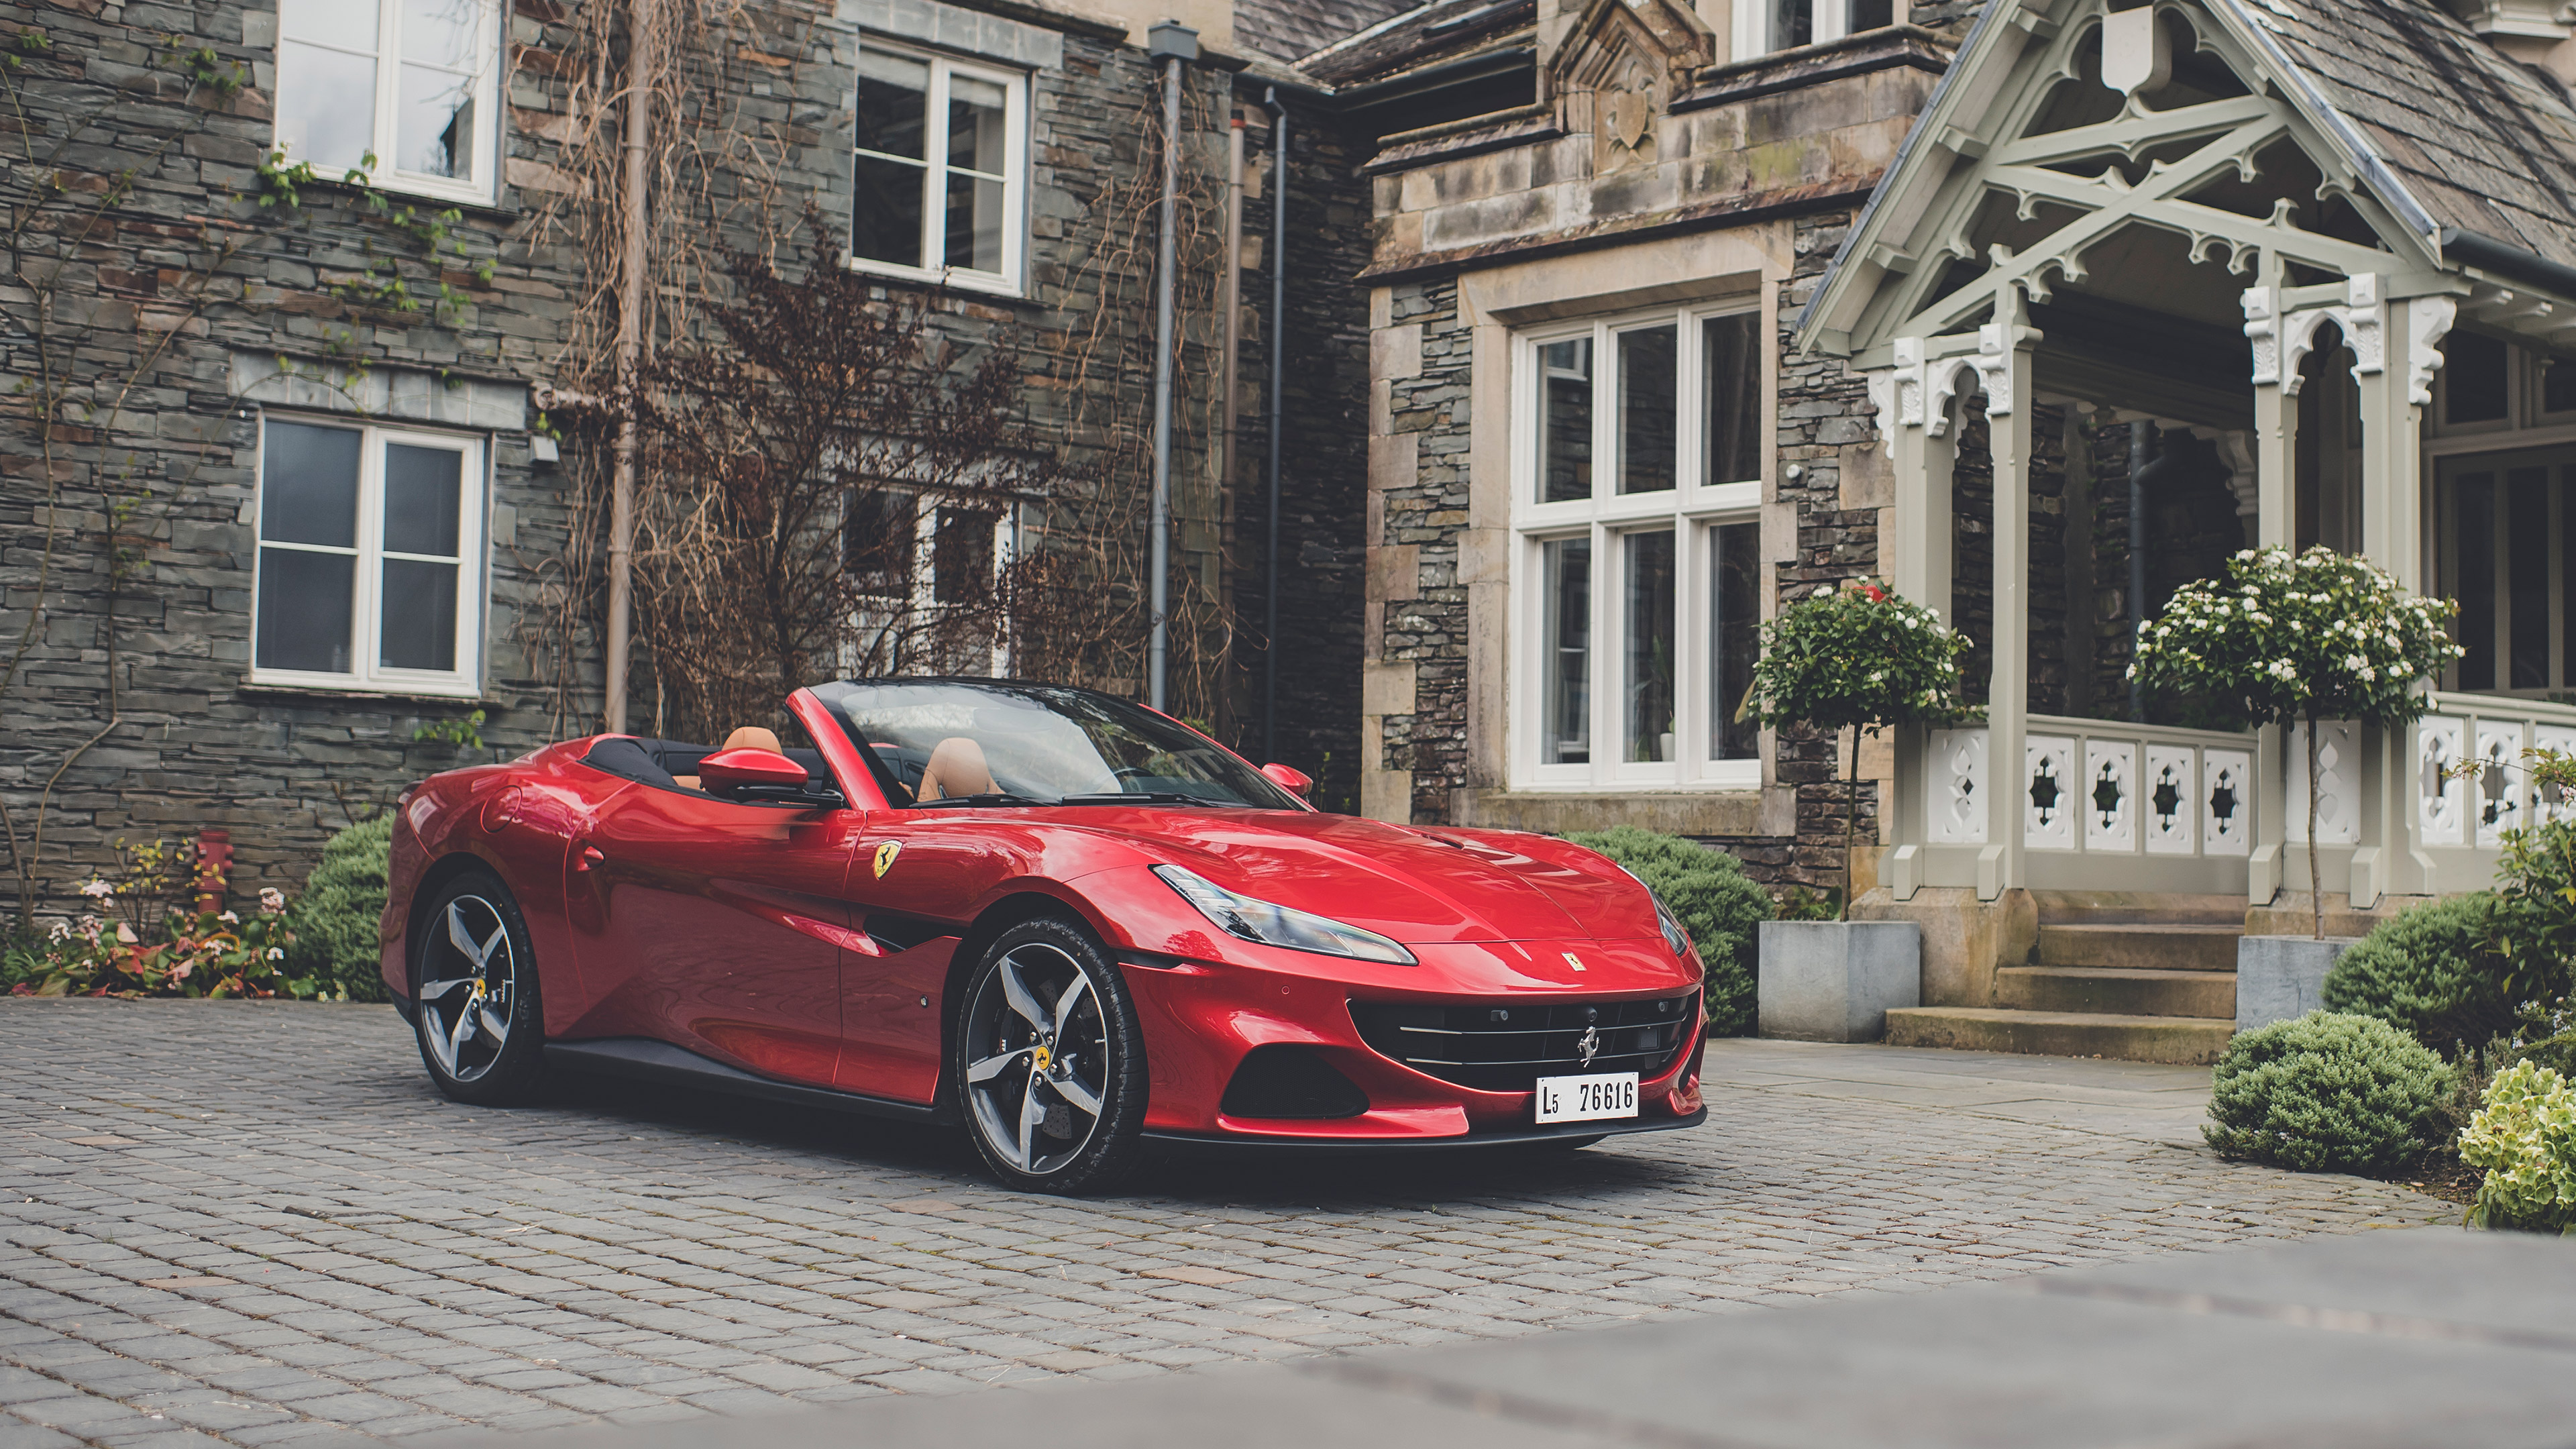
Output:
[677, 725, 788, 792]
[916, 737, 998, 801]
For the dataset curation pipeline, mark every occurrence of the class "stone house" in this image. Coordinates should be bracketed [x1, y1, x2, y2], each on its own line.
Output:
[0, 0, 1385, 917]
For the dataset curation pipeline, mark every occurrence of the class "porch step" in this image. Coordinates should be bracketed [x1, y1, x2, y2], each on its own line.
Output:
[2035, 924, 2242, 973]
[1884, 1007, 2235, 1066]
[1992, 965, 2236, 1019]
[2029, 891, 2248, 928]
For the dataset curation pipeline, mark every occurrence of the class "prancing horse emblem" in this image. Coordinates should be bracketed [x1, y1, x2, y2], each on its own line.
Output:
[1576, 1024, 1602, 1069]
[871, 841, 903, 879]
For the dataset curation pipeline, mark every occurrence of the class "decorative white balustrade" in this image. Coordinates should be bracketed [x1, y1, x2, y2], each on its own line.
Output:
[2416, 693, 2576, 855]
[1919, 716, 2253, 866]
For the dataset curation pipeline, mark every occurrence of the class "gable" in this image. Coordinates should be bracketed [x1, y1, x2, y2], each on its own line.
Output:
[1799, 0, 2467, 360]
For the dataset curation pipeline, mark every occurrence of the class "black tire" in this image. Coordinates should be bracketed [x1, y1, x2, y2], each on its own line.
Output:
[411, 867, 548, 1106]
[951, 916, 1148, 1195]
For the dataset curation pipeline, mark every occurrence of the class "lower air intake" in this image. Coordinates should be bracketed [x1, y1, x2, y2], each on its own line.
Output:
[1220, 1045, 1371, 1120]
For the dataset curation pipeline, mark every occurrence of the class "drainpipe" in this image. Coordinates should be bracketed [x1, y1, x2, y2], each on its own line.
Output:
[1263, 86, 1287, 763]
[605, 0, 657, 735]
[1221, 114, 1243, 513]
[1146, 20, 1195, 712]
[2128, 421, 2153, 722]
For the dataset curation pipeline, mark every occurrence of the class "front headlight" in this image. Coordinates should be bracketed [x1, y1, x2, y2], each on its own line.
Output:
[1621, 867, 1697, 963]
[1151, 864, 1417, 965]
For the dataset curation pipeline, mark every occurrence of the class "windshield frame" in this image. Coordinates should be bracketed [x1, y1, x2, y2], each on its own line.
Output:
[807, 678, 1310, 812]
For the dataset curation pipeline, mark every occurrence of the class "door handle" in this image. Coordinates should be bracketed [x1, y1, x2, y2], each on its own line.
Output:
[575, 845, 605, 872]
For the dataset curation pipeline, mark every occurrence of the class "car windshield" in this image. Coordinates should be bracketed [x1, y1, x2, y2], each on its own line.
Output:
[809, 680, 1304, 810]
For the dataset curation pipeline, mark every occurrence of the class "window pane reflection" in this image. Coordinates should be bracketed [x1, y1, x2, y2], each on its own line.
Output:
[1617, 327, 1676, 494]
[1711, 523, 1760, 760]
[277, 42, 377, 172]
[1542, 538, 1591, 764]
[2510, 467, 2550, 690]
[380, 557, 459, 671]
[2457, 474, 2495, 690]
[1539, 339, 1592, 503]
[1703, 313, 1760, 485]
[257, 549, 356, 674]
[1624, 531, 1676, 761]
[396, 64, 477, 178]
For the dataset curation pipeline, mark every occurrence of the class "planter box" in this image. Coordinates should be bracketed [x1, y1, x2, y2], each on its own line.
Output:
[1758, 920, 1922, 1043]
[2235, 936, 2363, 1032]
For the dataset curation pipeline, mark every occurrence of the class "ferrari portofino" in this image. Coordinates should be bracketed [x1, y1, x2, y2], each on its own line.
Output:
[384, 679, 1708, 1192]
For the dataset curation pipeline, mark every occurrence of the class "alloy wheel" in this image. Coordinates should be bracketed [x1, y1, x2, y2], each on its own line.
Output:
[961, 942, 1112, 1176]
[418, 894, 516, 1083]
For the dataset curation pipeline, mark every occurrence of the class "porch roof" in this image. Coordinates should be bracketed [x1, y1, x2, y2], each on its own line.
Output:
[1798, 0, 2576, 358]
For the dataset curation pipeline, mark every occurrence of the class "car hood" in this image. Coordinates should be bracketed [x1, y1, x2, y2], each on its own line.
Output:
[1061, 808, 1660, 946]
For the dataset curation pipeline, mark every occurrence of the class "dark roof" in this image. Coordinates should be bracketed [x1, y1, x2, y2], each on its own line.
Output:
[1295, 0, 1535, 87]
[2241, 0, 2576, 264]
[1232, 0, 1423, 65]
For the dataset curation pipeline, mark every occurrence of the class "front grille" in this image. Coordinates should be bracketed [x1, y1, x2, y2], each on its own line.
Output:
[1349, 992, 1699, 1094]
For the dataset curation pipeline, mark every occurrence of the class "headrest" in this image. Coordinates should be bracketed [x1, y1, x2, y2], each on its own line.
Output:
[722, 725, 784, 755]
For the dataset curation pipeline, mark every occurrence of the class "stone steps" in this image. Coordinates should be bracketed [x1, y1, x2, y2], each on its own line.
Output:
[1993, 965, 2236, 1019]
[1884, 1006, 2235, 1065]
[2035, 923, 2242, 972]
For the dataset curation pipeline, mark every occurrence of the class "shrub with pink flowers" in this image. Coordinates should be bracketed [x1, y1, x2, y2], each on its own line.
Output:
[7, 838, 317, 999]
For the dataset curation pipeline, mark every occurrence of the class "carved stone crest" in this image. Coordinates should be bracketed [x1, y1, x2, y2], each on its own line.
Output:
[1544, 0, 1711, 173]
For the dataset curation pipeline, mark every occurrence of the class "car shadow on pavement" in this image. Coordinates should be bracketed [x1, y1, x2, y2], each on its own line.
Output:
[535, 1067, 1707, 1210]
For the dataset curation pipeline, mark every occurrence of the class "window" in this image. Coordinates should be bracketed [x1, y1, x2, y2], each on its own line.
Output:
[853, 46, 1027, 292]
[274, 0, 502, 203]
[1515, 305, 1766, 790]
[845, 492, 1021, 673]
[2435, 451, 2576, 696]
[253, 419, 484, 694]
[1737, 0, 1895, 56]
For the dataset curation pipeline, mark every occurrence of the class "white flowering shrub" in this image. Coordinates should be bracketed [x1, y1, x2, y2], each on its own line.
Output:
[2459, 1060, 2576, 1234]
[1742, 580, 1974, 918]
[2132, 546, 2460, 935]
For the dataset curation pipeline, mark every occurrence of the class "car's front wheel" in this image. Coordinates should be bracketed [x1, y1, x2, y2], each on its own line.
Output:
[952, 916, 1148, 1194]
[411, 868, 547, 1106]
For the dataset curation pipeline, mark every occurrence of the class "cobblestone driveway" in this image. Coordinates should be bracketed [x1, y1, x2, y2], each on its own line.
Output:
[1, 1001, 2447, 1448]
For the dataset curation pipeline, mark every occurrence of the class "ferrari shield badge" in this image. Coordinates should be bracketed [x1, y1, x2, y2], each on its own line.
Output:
[871, 841, 903, 879]
[1562, 951, 1587, 972]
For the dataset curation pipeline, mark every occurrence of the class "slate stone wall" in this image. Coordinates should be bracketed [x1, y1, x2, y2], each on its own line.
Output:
[1373, 274, 1468, 826]
[1, 1, 1365, 918]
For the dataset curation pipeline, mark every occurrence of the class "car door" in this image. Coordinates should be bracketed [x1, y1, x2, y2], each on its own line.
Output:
[478, 759, 635, 1034]
[833, 814, 1025, 1104]
[563, 782, 867, 1087]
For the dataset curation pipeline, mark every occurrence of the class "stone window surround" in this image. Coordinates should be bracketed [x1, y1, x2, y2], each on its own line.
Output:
[847, 38, 1032, 297]
[254, 0, 506, 208]
[230, 353, 520, 702]
[1509, 300, 1765, 793]
[1365, 225, 1799, 835]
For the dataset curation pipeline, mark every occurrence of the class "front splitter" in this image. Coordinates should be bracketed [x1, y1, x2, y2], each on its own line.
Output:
[1141, 1104, 1707, 1155]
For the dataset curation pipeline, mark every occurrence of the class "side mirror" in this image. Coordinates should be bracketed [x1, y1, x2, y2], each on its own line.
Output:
[698, 747, 811, 794]
[1261, 763, 1313, 799]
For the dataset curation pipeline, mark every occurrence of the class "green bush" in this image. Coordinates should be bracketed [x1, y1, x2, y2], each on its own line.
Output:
[2459, 1059, 2576, 1234]
[283, 814, 394, 1002]
[2322, 893, 2513, 1051]
[2204, 1010, 2455, 1175]
[1566, 826, 1771, 1036]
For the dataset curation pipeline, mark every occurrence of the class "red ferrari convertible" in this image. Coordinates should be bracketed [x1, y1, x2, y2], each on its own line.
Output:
[383, 679, 1707, 1193]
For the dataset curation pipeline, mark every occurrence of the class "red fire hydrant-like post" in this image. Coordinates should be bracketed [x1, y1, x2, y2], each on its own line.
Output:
[194, 829, 231, 916]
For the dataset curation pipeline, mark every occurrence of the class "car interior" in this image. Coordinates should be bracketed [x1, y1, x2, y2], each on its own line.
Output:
[580, 727, 837, 803]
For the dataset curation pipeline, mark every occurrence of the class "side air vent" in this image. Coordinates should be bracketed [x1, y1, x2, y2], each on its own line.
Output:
[1220, 1045, 1370, 1120]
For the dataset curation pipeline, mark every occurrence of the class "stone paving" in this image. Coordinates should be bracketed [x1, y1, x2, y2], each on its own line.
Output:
[0, 1001, 2449, 1448]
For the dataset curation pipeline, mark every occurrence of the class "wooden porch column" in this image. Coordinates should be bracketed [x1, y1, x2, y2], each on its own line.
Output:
[2359, 282, 2456, 902]
[1977, 293, 2038, 901]
[2243, 277, 2298, 906]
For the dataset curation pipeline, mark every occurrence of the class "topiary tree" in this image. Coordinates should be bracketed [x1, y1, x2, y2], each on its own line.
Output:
[282, 813, 394, 1003]
[1568, 826, 1772, 1035]
[2131, 546, 2460, 939]
[2322, 893, 2512, 1052]
[2203, 1010, 2455, 1175]
[1739, 579, 1973, 921]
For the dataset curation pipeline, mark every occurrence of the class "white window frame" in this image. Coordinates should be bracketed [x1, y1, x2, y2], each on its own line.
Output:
[1510, 303, 1766, 794]
[846, 491, 1024, 676]
[1731, 0, 1894, 58]
[849, 44, 1030, 297]
[272, 0, 504, 206]
[250, 417, 487, 698]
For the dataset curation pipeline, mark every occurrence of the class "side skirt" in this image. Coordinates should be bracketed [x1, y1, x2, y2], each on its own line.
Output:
[543, 1038, 958, 1128]
[1142, 1104, 1707, 1155]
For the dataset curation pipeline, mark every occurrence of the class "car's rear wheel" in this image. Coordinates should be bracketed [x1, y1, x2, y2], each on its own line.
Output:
[412, 868, 547, 1106]
[953, 916, 1147, 1195]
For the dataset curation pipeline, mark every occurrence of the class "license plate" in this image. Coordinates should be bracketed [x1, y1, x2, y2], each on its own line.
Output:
[1534, 1071, 1639, 1124]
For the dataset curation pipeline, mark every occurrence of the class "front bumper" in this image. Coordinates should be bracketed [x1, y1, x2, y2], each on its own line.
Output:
[1120, 936, 1707, 1144]
[1144, 1104, 1707, 1155]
